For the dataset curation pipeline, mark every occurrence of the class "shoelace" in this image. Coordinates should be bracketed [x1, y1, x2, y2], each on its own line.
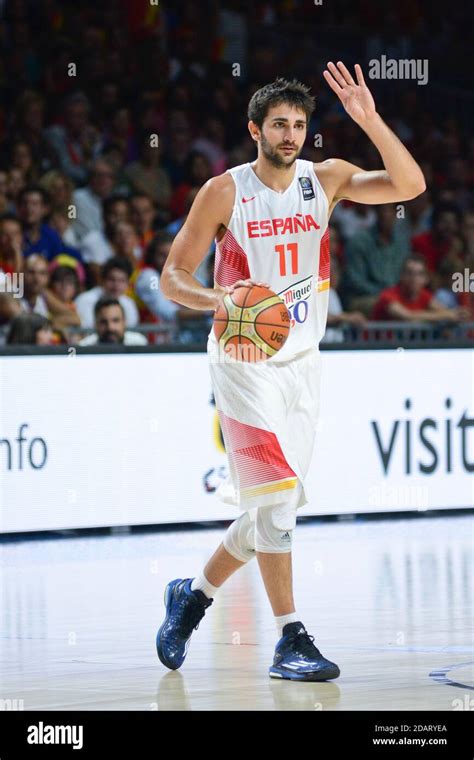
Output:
[290, 630, 322, 659]
[174, 593, 208, 637]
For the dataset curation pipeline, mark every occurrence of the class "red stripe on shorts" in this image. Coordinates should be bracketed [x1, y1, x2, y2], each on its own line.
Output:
[218, 410, 296, 488]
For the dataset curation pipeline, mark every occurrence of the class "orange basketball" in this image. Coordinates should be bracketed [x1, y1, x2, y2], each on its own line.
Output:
[213, 285, 291, 362]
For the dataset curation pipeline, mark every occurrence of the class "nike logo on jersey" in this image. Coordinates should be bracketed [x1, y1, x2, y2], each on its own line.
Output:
[242, 196, 256, 203]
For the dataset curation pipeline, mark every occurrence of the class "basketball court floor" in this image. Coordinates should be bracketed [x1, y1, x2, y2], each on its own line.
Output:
[1, 514, 472, 711]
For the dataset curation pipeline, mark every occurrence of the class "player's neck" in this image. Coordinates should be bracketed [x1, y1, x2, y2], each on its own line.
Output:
[250, 157, 297, 193]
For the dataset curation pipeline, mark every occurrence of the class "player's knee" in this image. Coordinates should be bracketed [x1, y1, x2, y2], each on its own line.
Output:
[254, 503, 294, 553]
[223, 510, 256, 563]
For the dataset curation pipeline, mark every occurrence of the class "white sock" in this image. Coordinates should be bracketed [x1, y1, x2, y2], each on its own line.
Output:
[275, 611, 300, 637]
[191, 573, 220, 600]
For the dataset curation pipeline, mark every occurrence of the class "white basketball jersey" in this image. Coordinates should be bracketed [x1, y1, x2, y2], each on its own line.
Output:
[208, 158, 330, 362]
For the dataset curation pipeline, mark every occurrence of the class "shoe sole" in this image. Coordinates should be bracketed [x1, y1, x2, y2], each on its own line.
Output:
[269, 664, 340, 682]
[156, 580, 181, 670]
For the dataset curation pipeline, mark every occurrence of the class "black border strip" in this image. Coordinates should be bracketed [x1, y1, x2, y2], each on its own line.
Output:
[0, 341, 473, 356]
[1, 507, 472, 543]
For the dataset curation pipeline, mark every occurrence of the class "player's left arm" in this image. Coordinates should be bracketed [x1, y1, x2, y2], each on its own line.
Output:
[322, 62, 426, 205]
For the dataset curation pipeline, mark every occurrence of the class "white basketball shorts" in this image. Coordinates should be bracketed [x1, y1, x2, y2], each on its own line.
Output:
[207, 332, 322, 530]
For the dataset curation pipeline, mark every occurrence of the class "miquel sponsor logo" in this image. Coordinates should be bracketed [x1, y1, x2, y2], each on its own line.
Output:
[27, 721, 83, 750]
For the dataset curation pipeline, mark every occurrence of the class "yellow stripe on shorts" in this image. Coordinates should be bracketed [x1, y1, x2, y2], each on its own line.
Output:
[241, 477, 298, 498]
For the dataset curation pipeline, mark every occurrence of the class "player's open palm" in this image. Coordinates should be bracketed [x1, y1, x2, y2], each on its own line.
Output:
[323, 62, 376, 126]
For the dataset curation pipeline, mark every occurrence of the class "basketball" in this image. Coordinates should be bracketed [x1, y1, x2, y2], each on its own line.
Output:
[213, 285, 291, 362]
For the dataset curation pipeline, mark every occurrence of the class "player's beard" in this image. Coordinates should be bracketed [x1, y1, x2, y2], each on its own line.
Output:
[260, 132, 301, 168]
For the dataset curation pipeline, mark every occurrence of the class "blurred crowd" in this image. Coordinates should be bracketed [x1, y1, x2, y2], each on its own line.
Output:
[0, 0, 472, 346]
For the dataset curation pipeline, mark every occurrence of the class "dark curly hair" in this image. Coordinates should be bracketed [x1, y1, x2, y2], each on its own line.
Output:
[247, 77, 316, 129]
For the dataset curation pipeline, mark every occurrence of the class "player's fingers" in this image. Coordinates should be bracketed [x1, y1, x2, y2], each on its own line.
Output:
[327, 61, 346, 88]
[336, 61, 355, 86]
[354, 63, 366, 86]
[230, 279, 269, 290]
[323, 69, 344, 98]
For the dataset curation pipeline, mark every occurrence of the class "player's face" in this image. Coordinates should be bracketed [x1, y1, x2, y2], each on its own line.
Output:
[257, 105, 307, 168]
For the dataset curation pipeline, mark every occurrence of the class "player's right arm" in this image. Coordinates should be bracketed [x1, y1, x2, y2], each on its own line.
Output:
[160, 174, 268, 311]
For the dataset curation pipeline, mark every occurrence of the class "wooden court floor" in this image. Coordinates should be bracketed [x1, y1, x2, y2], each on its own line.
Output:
[1, 514, 472, 711]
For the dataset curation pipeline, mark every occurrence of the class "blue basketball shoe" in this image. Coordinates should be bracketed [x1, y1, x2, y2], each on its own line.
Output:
[156, 578, 213, 670]
[269, 621, 340, 681]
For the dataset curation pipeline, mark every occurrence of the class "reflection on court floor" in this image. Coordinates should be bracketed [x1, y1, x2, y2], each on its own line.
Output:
[0, 515, 472, 711]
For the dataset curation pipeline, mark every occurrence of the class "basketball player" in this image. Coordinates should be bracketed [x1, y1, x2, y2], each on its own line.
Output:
[156, 63, 425, 681]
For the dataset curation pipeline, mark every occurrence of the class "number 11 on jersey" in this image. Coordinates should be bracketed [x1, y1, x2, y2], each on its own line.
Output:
[275, 243, 299, 276]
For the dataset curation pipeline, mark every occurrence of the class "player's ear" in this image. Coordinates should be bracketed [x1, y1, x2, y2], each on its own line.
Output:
[247, 121, 259, 142]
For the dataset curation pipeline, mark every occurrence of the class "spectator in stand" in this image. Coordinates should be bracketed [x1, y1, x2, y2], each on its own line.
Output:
[443, 157, 473, 212]
[341, 204, 410, 316]
[72, 158, 116, 241]
[74, 257, 139, 329]
[160, 125, 193, 187]
[328, 222, 344, 264]
[7, 168, 26, 207]
[20, 254, 81, 329]
[45, 92, 103, 185]
[18, 186, 64, 261]
[330, 200, 376, 241]
[103, 106, 138, 165]
[461, 209, 474, 261]
[130, 193, 156, 252]
[39, 169, 75, 216]
[124, 136, 171, 223]
[111, 221, 142, 269]
[49, 266, 80, 316]
[8, 140, 39, 184]
[0, 215, 24, 274]
[192, 116, 228, 175]
[406, 190, 433, 237]
[412, 202, 462, 273]
[20, 254, 49, 317]
[7, 313, 55, 346]
[5, 92, 58, 176]
[49, 210, 81, 256]
[0, 171, 14, 215]
[323, 255, 367, 342]
[78, 296, 147, 346]
[372, 255, 468, 323]
[101, 142, 130, 196]
[169, 151, 212, 219]
[37, 172, 83, 259]
[132, 231, 179, 326]
[80, 196, 131, 284]
[433, 258, 465, 310]
[0, 291, 22, 345]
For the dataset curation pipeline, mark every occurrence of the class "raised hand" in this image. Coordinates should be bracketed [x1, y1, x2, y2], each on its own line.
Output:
[323, 62, 377, 126]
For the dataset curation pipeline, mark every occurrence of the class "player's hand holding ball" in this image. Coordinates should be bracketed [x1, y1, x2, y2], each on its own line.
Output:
[213, 279, 290, 363]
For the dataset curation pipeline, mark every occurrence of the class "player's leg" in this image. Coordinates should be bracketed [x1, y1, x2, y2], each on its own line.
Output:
[156, 511, 255, 670]
[192, 505, 256, 595]
[254, 500, 340, 682]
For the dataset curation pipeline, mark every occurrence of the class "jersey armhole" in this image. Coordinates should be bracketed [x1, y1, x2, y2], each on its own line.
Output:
[215, 170, 238, 243]
[310, 162, 330, 219]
